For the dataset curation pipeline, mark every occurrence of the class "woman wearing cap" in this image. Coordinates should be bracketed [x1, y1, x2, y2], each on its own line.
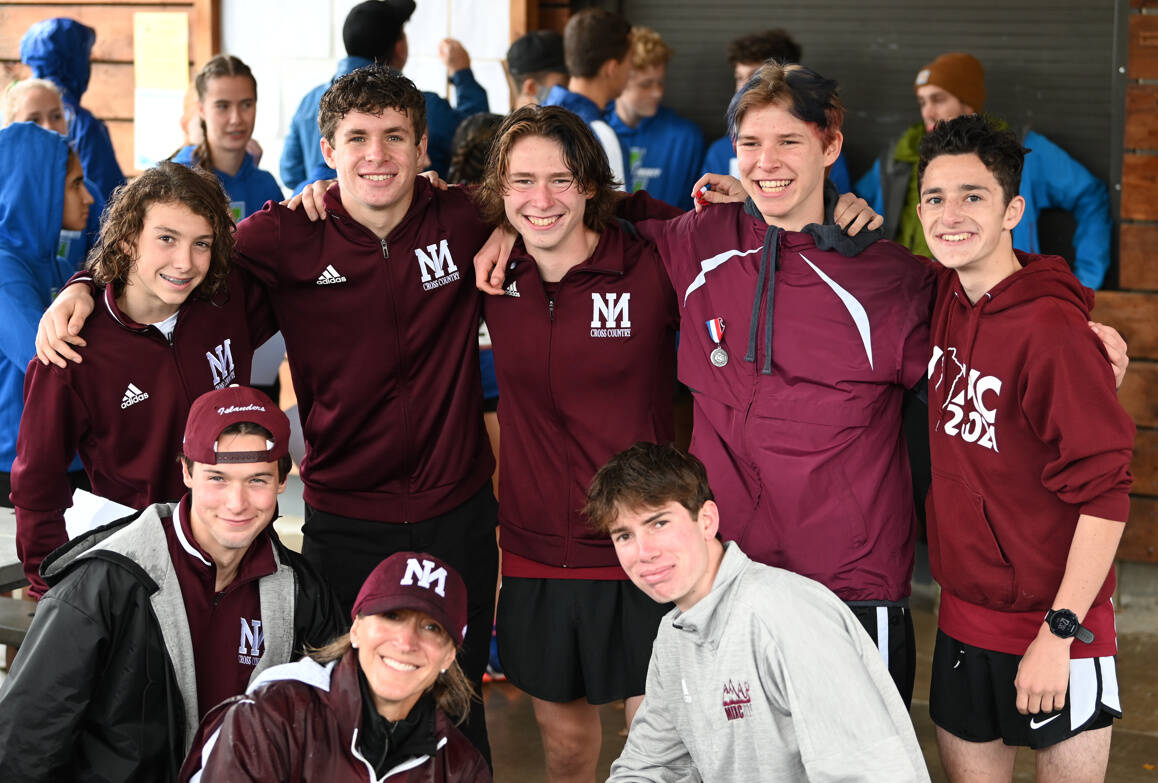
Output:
[180, 551, 491, 782]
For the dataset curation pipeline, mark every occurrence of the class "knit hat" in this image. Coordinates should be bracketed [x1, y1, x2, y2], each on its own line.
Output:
[343, 0, 416, 62]
[352, 552, 468, 645]
[914, 52, 985, 112]
[507, 30, 567, 78]
[182, 386, 290, 465]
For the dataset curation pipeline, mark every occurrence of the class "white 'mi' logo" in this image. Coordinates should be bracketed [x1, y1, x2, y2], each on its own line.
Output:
[400, 557, 448, 597]
[415, 239, 460, 291]
[238, 618, 264, 657]
[206, 339, 235, 388]
[590, 292, 632, 337]
[929, 344, 1002, 451]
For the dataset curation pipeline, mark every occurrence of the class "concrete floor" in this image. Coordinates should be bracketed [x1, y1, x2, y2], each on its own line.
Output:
[9, 476, 1153, 780]
[265, 478, 1158, 781]
[485, 598, 1158, 782]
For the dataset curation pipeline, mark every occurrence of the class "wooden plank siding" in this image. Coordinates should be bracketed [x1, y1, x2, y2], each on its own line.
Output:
[1116, 6, 1158, 563]
[0, 0, 217, 175]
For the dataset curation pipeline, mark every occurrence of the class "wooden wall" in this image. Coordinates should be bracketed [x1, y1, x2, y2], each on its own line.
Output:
[0, 0, 219, 176]
[1088, 0, 1158, 563]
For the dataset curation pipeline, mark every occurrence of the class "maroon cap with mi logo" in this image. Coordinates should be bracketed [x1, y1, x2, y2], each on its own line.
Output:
[352, 551, 468, 646]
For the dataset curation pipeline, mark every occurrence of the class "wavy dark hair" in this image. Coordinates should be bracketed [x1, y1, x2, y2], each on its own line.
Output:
[918, 114, 1027, 206]
[87, 162, 234, 299]
[447, 113, 504, 186]
[318, 64, 427, 146]
[476, 104, 616, 233]
[584, 442, 715, 536]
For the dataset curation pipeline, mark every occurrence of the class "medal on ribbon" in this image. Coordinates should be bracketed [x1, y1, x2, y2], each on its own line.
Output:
[706, 317, 728, 367]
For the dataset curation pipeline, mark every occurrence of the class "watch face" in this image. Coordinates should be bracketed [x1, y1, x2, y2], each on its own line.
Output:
[1050, 611, 1077, 637]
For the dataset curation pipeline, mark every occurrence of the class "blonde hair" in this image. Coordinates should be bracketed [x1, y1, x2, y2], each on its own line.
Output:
[310, 632, 477, 724]
[3, 78, 62, 126]
[629, 27, 673, 70]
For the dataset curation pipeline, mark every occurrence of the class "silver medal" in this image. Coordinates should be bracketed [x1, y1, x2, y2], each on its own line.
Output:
[710, 346, 729, 367]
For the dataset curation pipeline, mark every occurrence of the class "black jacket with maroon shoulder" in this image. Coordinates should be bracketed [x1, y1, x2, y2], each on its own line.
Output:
[0, 503, 343, 782]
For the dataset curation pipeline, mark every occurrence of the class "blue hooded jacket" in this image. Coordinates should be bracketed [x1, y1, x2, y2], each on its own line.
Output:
[0, 123, 78, 471]
[21, 18, 126, 202]
[606, 104, 705, 211]
[854, 123, 1112, 289]
[172, 146, 283, 220]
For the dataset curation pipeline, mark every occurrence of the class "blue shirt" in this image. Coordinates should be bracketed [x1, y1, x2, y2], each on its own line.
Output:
[173, 147, 283, 220]
[606, 105, 704, 210]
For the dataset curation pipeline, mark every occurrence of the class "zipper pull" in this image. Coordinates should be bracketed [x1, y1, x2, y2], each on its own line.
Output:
[381, 238, 389, 259]
[548, 297, 555, 322]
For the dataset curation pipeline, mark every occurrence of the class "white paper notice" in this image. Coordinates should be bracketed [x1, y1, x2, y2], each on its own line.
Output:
[133, 12, 190, 170]
[65, 490, 138, 540]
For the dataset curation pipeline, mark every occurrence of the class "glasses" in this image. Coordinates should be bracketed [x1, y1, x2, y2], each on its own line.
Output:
[506, 175, 576, 193]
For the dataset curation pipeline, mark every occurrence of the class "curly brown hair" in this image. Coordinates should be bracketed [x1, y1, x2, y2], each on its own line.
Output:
[88, 162, 235, 299]
[476, 104, 616, 234]
[318, 64, 427, 147]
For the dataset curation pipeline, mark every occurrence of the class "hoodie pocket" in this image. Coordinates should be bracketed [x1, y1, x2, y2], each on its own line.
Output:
[927, 470, 1016, 607]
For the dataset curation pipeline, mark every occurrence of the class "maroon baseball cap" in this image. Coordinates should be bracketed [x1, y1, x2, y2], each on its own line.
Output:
[182, 386, 290, 465]
[352, 552, 468, 646]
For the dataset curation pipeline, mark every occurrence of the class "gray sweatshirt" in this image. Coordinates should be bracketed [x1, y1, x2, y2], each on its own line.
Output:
[609, 543, 930, 782]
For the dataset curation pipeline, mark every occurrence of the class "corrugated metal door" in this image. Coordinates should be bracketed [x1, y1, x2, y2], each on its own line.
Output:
[620, 0, 1124, 212]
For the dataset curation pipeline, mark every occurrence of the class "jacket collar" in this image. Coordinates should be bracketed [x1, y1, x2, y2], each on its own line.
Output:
[670, 542, 750, 645]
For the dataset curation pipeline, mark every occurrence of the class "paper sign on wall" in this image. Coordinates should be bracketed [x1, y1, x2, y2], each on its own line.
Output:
[133, 12, 190, 170]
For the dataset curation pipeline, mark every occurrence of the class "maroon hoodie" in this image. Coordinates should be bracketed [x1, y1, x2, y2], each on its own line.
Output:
[484, 222, 678, 570]
[12, 272, 268, 597]
[635, 195, 935, 603]
[926, 252, 1134, 657]
[234, 179, 494, 521]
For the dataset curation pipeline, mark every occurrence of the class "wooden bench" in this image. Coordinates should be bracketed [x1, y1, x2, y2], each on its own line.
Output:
[0, 595, 36, 649]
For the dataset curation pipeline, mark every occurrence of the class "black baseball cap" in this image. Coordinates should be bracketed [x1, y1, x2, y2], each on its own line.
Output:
[507, 30, 567, 78]
[343, 0, 416, 61]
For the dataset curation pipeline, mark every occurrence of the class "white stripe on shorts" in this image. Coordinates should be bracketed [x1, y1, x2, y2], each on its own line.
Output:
[876, 606, 889, 669]
[1068, 655, 1119, 731]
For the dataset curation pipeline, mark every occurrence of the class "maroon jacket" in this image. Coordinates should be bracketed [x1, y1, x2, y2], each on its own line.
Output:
[484, 222, 678, 569]
[12, 272, 269, 597]
[234, 180, 494, 521]
[927, 253, 1133, 657]
[637, 196, 935, 602]
[180, 650, 490, 783]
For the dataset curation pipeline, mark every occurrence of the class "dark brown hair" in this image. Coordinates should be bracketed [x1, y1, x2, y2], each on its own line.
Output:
[88, 162, 234, 299]
[918, 114, 1027, 206]
[726, 29, 802, 68]
[318, 64, 427, 146]
[563, 8, 631, 79]
[476, 104, 616, 233]
[309, 629, 477, 724]
[585, 442, 715, 536]
[727, 61, 843, 149]
[185, 54, 257, 173]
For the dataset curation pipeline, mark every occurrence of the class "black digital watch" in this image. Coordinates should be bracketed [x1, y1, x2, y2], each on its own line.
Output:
[1045, 608, 1095, 644]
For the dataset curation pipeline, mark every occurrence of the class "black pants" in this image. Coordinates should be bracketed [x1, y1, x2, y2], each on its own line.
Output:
[302, 483, 499, 764]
